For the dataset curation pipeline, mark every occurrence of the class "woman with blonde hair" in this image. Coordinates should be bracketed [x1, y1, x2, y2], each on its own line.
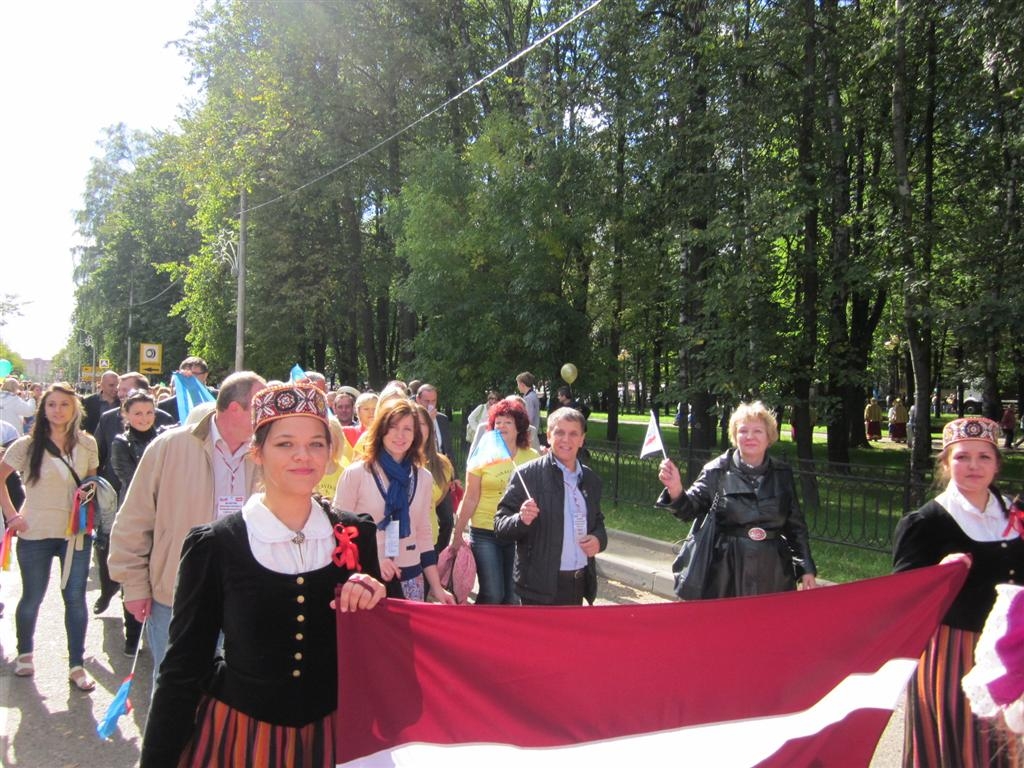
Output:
[0, 383, 99, 690]
[334, 398, 455, 603]
[413, 404, 456, 551]
[656, 400, 817, 598]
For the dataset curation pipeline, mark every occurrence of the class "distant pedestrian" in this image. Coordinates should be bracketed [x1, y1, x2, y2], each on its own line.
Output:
[889, 399, 909, 443]
[81, 370, 120, 435]
[516, 372, 541, 433]
[864, 398, 883, 441]
[1000, 405, 1015, 450]
[0, 378, 36, 435]
[0, 383, 99, 691]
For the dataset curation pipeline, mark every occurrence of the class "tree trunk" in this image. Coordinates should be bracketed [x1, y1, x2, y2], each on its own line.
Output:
[793, 0, 818, 482]
[892, 0, 931, 497]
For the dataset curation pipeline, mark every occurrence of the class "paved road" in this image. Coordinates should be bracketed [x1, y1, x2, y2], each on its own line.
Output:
[0, 559, 902, 766]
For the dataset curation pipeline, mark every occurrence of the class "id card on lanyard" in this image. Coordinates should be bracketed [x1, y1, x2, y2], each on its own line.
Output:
[384, 519, 400, 558]
[372, 465, 417, 558]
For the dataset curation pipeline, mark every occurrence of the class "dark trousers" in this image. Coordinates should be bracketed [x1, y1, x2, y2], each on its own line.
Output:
[520, 569, 587, 606]
[94, 541, 143, 643]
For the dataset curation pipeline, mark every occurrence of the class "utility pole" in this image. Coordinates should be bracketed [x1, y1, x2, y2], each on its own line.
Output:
[235, 188, 247, 371]
[126, 268, 134, 370]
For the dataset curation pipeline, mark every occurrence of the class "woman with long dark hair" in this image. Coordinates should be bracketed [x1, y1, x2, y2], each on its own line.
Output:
[413, 403, 456, 552]
[333, 398, 455, 603]
[0, 383, 98, 691]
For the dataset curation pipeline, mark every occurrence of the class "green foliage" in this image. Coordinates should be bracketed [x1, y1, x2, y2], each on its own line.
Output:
[59, 0, 1024, 430]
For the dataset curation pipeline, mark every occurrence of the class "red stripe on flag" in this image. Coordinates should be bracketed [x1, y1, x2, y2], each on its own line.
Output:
[336, 562, 967, 765]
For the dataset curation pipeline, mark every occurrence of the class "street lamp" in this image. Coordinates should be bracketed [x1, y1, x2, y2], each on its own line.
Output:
[81, 332, 97, 393]
[217, 186, 247, 372]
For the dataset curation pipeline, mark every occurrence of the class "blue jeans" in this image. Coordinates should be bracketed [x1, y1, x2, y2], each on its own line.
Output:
[147, 599, 173, 688]
[469, 527, 518, 605]
[16, 536, 92, 667]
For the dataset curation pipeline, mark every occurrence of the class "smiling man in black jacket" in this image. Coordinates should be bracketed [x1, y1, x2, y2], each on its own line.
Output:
[494, 407, 606, 605]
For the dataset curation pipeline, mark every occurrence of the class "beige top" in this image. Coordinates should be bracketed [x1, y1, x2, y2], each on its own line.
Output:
[333, 460, 434, 572]
[3, 433, 98, 539]
[108, 410, 260, 606]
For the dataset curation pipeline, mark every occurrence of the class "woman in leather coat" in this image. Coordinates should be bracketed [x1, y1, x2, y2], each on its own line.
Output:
[656, 401, 817, 598]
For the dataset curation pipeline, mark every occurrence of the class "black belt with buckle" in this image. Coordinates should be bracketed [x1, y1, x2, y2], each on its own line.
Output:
[559, 568, 587, 581]
[720, 526, 780, 541]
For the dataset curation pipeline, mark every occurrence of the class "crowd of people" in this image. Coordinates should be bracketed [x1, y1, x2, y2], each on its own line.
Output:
[0, 361, 1022, 765]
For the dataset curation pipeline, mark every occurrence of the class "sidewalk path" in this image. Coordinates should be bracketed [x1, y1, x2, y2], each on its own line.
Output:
[1, 559, 151, 766]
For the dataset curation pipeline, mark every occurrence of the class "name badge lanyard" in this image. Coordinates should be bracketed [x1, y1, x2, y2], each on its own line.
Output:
[372, 467, 418, 560]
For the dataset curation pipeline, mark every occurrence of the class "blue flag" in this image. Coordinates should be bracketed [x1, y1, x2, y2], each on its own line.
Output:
[96, 675, 134, 740]
[290, 363, 306, 382]
[466, 429, 513, 474]
[172, 371, 215, 423]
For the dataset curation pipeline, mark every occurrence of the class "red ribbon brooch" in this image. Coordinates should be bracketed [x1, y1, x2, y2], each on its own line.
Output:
[1003, 495, 1024, 539]
[332, 523, 362, 571]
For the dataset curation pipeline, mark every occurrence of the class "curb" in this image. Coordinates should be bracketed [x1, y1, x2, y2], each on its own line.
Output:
[597, 528, 677, 601]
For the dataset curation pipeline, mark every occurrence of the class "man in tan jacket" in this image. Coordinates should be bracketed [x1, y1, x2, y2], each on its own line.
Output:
[109, 371, 266, 676]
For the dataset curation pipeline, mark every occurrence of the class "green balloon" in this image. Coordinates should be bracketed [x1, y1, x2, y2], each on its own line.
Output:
[560, 363, 578, 385]
[0, 359, 11, 378]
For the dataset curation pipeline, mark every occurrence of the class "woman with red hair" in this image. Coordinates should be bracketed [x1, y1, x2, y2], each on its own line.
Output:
[451, 399, 538, 604]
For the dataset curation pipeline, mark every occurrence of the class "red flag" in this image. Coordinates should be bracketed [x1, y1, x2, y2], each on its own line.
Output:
[335, 562, 967, 766]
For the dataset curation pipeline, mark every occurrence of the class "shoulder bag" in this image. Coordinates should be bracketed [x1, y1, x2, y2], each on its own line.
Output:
[671, 474, 723, 601]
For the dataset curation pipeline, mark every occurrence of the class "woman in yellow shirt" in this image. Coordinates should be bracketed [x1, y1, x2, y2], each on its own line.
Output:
[451, 399, 538, 604]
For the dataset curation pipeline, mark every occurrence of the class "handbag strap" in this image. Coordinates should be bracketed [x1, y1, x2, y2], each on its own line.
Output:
[44, 440, 82, 487]
[697, 469, 726, 531]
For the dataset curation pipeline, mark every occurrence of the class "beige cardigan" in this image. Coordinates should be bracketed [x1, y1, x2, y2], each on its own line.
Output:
[108, 411, 260, 606]
[333, 459, 434, 572]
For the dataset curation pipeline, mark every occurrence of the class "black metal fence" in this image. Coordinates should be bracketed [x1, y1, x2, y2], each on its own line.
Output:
[578, 442, 931, 554]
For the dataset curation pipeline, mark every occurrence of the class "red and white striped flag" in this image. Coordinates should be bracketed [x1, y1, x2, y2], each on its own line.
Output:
[335, 561, 967, 767]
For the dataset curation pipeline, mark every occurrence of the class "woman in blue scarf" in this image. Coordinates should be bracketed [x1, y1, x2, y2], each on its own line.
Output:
[334, 398, 455, 603]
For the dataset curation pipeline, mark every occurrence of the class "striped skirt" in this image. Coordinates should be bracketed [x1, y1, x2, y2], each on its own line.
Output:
[178, 696, 335, 768]
[904, 624, 1022, 767]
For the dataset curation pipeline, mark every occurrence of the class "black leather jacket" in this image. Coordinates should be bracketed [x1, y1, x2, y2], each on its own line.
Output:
[494, 453, 606, 604]
[110, 426, 160, 502]
[658, 450, 816, 596]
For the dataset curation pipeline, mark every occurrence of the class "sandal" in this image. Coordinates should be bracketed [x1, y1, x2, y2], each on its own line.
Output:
[68, 665, 96, 692]
[13, 653, 33, 677]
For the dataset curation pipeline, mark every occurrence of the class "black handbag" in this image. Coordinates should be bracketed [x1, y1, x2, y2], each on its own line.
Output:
[671, 482, 722, 601]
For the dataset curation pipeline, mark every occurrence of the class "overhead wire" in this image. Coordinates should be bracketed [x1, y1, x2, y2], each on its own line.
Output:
[242, 0, 605, 216]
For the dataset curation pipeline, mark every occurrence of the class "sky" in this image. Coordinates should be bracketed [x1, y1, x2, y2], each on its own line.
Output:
[0, 0, 200, 361]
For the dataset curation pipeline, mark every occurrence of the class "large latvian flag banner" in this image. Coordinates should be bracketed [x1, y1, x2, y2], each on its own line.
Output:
[336, 561, 967, 767]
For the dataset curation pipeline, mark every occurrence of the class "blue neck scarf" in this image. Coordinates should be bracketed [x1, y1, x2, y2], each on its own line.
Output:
[375, 452, 414, 539]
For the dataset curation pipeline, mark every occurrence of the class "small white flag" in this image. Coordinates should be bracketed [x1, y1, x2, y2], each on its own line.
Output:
[640, 410, 666, 458]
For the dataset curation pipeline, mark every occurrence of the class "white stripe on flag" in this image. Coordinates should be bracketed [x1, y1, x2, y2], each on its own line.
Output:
[338, 658, 917, 768]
